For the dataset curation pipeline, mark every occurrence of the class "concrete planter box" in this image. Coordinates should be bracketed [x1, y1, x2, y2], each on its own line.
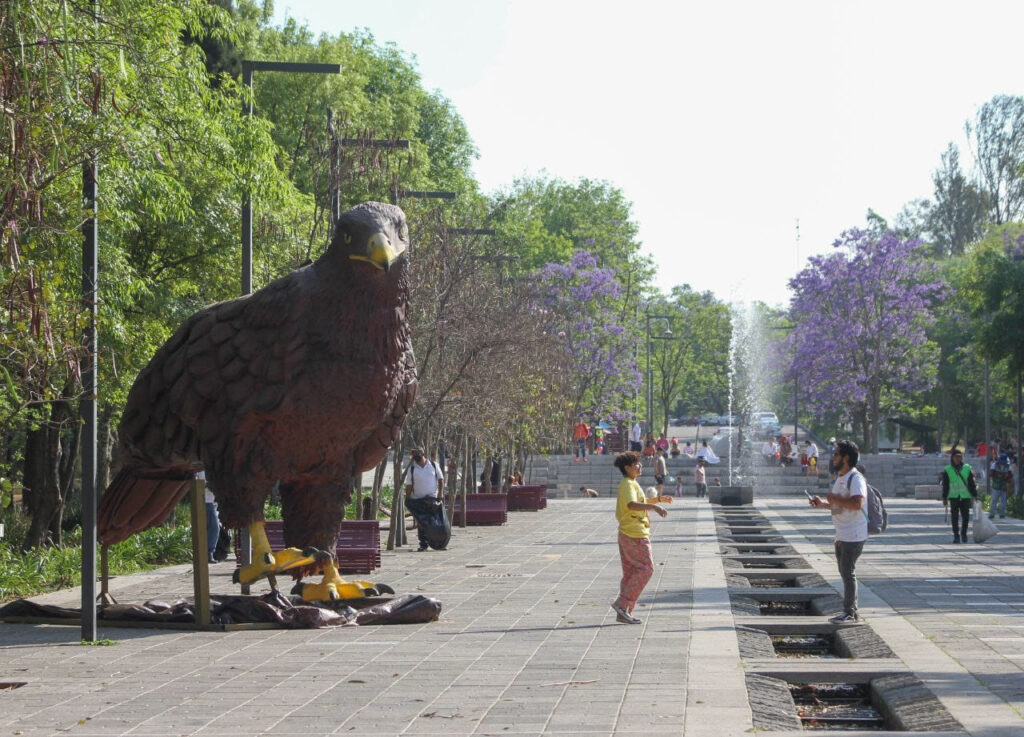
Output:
[709, 485, 754, 506]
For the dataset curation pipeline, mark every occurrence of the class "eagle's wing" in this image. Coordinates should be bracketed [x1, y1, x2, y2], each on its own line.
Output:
[99, 274, 305, 544]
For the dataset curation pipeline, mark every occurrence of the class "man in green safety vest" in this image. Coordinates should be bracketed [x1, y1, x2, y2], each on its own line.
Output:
[941, 448, 978, 544]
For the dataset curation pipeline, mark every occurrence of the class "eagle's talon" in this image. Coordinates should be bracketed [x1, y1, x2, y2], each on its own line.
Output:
[298, 581, 340, 602]
[269, 546, 317, 574]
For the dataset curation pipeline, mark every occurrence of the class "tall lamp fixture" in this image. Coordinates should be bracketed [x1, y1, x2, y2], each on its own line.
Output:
[645, 308, 675, 434]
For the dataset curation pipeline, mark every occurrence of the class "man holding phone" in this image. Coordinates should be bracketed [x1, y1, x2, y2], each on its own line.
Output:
[808, 439, 866, 623]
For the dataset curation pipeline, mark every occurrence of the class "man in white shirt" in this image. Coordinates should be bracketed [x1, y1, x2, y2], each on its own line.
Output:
[809, 439, 866, 623]
[404, 447, 445, 551]
[630, 422, 642, 452]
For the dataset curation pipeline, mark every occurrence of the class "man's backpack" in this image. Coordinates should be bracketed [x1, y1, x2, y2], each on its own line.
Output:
[847, 472, 888, 535]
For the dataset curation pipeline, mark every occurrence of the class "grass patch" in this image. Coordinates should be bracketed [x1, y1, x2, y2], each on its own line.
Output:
[0, 521, 193, 603]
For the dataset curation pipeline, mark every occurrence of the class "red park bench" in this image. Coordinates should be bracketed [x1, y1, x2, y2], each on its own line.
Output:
[507, 484, 547, 511]
[448, 492, 507, 525]
[235, 519, 381, 575]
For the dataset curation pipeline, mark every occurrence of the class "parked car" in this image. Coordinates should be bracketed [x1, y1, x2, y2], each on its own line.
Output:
[699, 413, 719, 426]
[673, 415, 699, 426]
[752, 411, 781, 434]
[715, 413, 738, 426]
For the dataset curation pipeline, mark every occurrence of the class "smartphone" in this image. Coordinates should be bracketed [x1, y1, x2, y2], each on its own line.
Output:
[803, 490, 814, 501]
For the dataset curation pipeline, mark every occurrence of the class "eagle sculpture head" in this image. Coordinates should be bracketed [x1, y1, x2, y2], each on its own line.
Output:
[330, 201, 409, 272]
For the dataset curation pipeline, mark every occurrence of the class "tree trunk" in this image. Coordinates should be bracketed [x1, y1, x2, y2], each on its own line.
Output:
[53, 399, 80, 545]
[21, 410, 63, 551]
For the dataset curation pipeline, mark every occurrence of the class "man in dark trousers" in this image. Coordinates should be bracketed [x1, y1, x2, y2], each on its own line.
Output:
[941, 448, 978, 544]
[404, 447, 445, 551]
[809, 439, 867, 623]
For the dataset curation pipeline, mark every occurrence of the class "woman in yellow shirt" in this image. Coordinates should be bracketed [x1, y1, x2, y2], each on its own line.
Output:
[611, 450, 668, 624]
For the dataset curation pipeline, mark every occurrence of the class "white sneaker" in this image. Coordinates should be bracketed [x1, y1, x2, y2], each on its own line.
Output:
[611, 602, 641, 624]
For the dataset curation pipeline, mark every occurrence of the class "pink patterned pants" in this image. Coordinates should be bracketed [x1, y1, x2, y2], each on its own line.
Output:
[614, 532, 654, 613]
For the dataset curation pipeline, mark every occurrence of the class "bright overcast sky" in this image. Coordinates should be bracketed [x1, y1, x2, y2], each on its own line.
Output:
[271, 0, 1024, 308]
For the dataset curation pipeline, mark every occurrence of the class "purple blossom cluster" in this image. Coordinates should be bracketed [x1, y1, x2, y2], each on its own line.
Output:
[786, 229, 943, 430]
[534, 251, 641, 420]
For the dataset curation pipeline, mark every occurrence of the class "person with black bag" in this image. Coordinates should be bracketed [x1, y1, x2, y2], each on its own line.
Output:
[941, 448, 978, 544]
[404, 447, 449, 551]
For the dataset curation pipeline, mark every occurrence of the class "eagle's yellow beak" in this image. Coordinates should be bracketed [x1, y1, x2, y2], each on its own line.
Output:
[350, 231, 401, 271]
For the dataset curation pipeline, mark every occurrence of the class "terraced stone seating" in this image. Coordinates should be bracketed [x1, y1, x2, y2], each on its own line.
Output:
[507, 484, 547, 511]
[449, 492, 508, 525]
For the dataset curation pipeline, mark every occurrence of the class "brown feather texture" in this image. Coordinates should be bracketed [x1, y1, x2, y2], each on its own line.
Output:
[98, 202, 417, 552]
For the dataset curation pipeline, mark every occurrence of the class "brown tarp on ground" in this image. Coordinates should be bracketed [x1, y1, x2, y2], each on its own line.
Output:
[0, 592, 441, 628]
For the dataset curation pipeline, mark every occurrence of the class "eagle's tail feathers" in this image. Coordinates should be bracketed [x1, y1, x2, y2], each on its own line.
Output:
[98, 467, 194, 546]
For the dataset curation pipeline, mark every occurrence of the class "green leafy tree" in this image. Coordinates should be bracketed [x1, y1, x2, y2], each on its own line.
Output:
[927, 143, 989, 257]
[1, 0, 303, 548]
[966, 95, 1024, 225]
[650, 287, 731, 435]
[957, 224, 1024, 375]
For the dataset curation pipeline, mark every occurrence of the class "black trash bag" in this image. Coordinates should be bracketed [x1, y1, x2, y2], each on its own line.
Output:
[405, 496, 451, 550]
[213, 525, 231, 562]
[353, 594, 442, 625]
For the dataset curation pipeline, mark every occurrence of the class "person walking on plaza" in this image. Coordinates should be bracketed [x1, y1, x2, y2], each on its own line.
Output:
[404, 447, 446, 552]
[827, 437, 838, 479]
[808, 439, 866, 623]
[694, 457, 708, 498]
[197, 470, 220, 564]
[941, 448, 978, 543]
[573, 418, 590, 462]
[611, 451, 667, 624]
[989, 453, 1012, 519]
[654, 446, 668, 496]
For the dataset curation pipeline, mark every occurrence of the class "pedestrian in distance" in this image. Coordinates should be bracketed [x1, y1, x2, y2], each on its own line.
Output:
[694, 457, 708, 498]
[630, 421, 643, 452]
[610, 451, 668, 624]
[941, 448, 978, 543]
[989, 453, 1013, 519]
[808, 439, 867, 623]
[404, 447, 446, 552]
[580, 486, 600, 498]
[573, 417, 590, 462]
[197, 470, 221, 564]
[654, 446, 668, 496]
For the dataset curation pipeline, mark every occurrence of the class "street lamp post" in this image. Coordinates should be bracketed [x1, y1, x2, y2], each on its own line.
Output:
[238, 60, 340, 589]
[645, 308, 674, 435]
[241, 60, 342, 295]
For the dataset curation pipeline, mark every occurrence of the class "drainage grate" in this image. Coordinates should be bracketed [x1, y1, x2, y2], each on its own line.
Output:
[741, 560, 798, 569]
[751, 579, 798, 588]
[772, 634, 837, 658]
[790, 683, 884, 730]
[759, 600, 812, 616]
[475, 572, 532, 578]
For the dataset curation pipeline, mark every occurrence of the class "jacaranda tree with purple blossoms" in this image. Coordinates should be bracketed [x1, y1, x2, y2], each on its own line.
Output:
[787, 229, 942, 452]
[535, 251, 642, 437]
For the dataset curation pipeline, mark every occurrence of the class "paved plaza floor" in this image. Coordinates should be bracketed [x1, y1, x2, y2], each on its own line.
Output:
[1, 498, 1022, 736]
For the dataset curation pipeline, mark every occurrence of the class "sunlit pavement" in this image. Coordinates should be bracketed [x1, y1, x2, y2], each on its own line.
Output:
[0, 497, 1021, 736]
